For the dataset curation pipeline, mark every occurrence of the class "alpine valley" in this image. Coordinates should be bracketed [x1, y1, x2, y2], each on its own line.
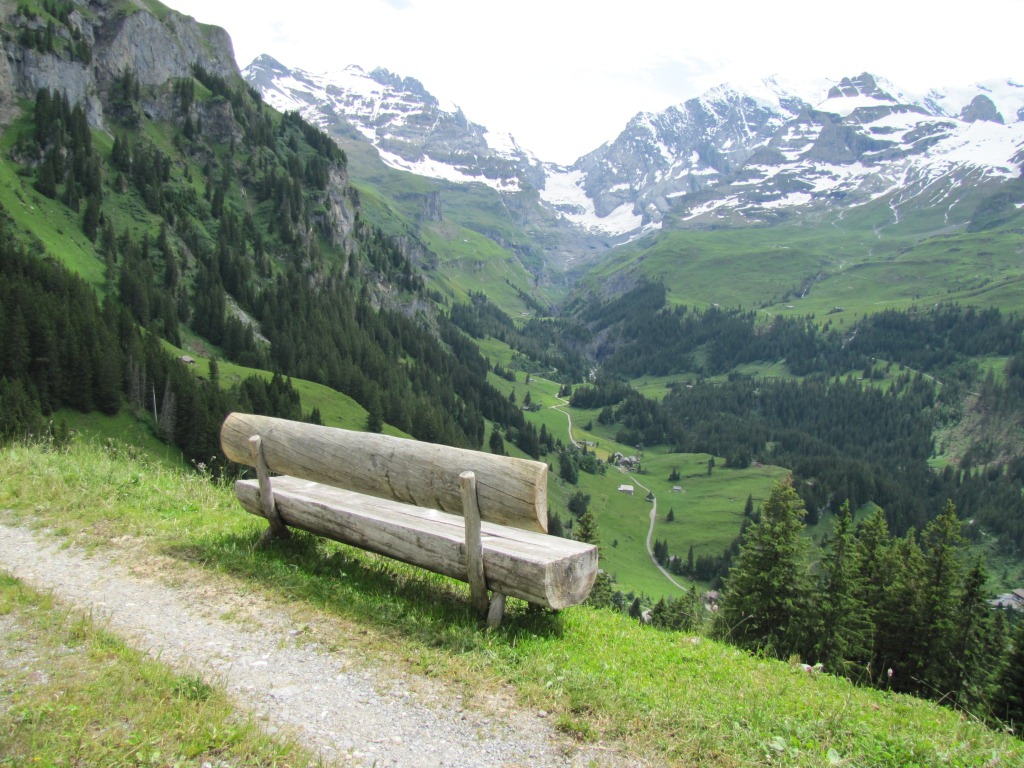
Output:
[3, 0, 1024, 755]
[3, 0, 1024, 715]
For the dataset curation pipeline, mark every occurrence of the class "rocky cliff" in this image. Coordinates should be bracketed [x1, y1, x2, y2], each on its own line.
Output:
[0, 0, 236, 130]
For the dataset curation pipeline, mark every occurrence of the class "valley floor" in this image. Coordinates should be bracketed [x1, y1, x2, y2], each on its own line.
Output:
[0, 517, 634, 768]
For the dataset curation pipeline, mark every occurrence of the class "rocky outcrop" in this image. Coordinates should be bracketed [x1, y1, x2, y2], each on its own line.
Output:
[0, 37, 21, 125]
[92, 5, 235, 91]
[420, 191, 442, 222]
[961, 94, 1005, 124]
[4, 31, 100, 125]
[323, 167, 357, 252]
[1, 0, 237, 129]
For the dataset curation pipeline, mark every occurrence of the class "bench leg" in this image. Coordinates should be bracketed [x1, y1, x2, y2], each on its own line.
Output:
[486, 593, 506, 628]
[459, 471, 491, 620]
[249, 435, 290, 543]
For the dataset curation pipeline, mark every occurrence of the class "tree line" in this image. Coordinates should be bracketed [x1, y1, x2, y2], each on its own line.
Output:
[716, 479, 1023, 730]
[575, 279, 1023, 382]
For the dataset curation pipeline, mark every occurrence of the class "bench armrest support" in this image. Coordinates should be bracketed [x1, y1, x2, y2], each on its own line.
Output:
[250, 435, 290, 542]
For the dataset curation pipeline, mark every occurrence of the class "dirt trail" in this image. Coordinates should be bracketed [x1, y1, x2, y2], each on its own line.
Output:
[0, 517, 638, 768]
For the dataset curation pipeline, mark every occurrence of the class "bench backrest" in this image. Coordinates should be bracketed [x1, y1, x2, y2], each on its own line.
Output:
[221, 412, 549, 533]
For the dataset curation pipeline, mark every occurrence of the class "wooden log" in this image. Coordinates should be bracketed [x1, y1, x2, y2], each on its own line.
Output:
[235, 476, 598, 609]
[459, 471, 490, 619]
[249, 435, 290, 542]
[221, 413, 548, 533]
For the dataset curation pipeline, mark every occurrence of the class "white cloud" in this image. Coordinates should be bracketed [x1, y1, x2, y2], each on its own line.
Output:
[169, 0, 1024, 163]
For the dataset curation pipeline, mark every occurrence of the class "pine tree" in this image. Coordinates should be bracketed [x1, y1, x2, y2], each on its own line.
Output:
[814, 501, 871, 675]
[716, 476, 812, 658]
[584, 571, 616, 610]
[995, 618, 1024, 729]
[575, 508, 599, 546]
[917, 501, 967, 698]
[872, 531, 928, 693]
[365, 390, 384, 434]
[0, 377, 42, 442]
[488, 427, 505, 455]
[559, 448, 578, 484]
[949, 557, 998, 711]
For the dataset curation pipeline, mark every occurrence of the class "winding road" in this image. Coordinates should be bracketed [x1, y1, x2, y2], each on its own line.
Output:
[546, 384, 686, 593]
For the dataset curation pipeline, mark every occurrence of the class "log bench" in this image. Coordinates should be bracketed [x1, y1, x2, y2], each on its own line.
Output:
[220, 413, 599, 627]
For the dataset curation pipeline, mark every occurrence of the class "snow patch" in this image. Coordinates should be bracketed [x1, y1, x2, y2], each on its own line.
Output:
[540, 169, 642, 236]
[376, 148, 521, 192]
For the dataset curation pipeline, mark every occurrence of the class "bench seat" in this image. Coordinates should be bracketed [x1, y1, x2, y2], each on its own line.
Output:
[236, 475, 599, 610]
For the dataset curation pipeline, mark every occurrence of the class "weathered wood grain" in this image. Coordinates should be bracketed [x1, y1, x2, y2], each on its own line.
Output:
[249, 435, 289, 541]
[459, 471, 490, 619]
[222, 413, 548, 533]
[235, 476, 598, 610]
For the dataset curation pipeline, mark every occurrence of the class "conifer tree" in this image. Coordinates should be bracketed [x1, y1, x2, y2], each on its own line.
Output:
[716, 476, 812, 658]
[584, 571, 616, 610]
[575, 508, 599, 546]
[950, 557, 998, 711]
[365, 394, 383, 433]
[917, 501, 967, 697]
[814, 501, 871, 675]
[874, 532, 928, 692]
[488, 427, 505, 455]
[995, 618, 1024, 729]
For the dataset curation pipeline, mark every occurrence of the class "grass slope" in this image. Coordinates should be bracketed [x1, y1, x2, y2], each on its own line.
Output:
[585, 200, 1024, 319]
[0, 571, 314, 767]
[1, 440, 1019, 767]
[340, 134, 553, 316]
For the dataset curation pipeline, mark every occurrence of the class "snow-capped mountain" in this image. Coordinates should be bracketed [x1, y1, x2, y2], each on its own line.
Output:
[245, 58, 1024, 244]
[595, 73, 1024, 231]
[243, 55, 546, 193]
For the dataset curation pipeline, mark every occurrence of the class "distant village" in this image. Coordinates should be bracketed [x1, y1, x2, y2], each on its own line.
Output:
[990, 587, 1024, 611]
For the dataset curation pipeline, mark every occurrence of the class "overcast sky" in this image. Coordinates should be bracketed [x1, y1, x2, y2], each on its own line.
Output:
[168, 0, 1024, 164]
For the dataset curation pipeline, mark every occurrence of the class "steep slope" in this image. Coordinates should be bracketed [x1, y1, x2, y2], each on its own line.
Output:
[241, 55, 647, 285]
[0, 0, 546, 464]
[244, 54, 544, 193]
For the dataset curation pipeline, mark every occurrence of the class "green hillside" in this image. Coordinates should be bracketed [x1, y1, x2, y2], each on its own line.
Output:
[2, 1, 1024, 754]
[331, 131, 557, 314]
[2, 440, 1020, 768]
[582, 185, 1024, 319]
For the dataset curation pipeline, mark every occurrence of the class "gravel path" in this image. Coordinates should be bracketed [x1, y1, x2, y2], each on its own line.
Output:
[0, 519, 637, 767]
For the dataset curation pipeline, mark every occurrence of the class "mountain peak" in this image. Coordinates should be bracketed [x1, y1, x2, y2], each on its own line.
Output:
[961, 94, 1005, 124]
[245, 53, 288, 74]
[826, 72, 895, 102]
[368, 67, 438, 107]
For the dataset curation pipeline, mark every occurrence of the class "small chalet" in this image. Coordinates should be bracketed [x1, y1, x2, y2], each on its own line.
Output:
[618, 484, 635, 495]
[178, 355, 196, 365]
[990, 588, 1024, 611]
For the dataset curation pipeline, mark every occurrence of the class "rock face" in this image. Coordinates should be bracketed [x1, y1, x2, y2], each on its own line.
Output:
[961, 94, 1005, 124]
[0, 0, 237, 130]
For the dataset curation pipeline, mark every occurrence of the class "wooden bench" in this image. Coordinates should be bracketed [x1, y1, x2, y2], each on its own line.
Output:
[220, 413, 599, 627]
